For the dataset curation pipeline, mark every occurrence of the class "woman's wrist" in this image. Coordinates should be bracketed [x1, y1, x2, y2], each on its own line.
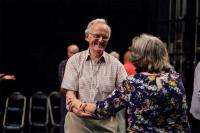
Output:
[85, 103, 96, 113]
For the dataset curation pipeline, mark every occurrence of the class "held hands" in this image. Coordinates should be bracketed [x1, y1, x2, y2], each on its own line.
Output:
[67, 98, 95, 118]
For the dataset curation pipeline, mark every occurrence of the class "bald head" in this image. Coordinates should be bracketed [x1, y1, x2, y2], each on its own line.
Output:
[110, 51, 120, 60]
[67, 44, 79, 58]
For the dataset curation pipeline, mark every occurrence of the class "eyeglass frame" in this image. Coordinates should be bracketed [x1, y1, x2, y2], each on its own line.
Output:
[88, 32, 110, 40]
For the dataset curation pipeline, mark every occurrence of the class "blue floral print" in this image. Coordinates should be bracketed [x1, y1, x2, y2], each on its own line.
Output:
[95, 71, 191, 133]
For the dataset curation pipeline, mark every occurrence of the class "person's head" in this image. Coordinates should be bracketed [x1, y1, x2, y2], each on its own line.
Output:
[85, 18, 111, 55]
[129, 33, 171, 73]
[67, 44, 79, 58]
[123, 51, 132, 63]
[110, 51, 120, 60]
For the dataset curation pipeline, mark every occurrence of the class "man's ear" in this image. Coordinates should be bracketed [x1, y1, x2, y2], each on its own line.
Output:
[85, 33, 89, 41]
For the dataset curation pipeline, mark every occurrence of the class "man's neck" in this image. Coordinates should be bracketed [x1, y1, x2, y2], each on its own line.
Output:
[89, 49, 103, 63]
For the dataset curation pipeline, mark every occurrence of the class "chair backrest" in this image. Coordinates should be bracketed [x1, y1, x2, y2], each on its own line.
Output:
[29, 91, 49, 127]
[3, 91, 26, 129]
[48, 91, 62, 126]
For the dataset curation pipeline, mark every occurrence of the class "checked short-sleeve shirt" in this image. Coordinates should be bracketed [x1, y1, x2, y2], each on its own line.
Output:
[61, 49, 127, 103]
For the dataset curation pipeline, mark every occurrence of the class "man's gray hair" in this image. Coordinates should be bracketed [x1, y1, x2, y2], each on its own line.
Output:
[85, 18, 111, 38]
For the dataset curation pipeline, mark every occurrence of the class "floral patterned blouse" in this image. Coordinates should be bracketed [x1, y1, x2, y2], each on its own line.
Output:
[95, 71, 191, 133]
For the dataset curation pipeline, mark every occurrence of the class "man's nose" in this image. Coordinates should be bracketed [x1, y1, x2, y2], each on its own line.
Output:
[98, 36, 104, 42]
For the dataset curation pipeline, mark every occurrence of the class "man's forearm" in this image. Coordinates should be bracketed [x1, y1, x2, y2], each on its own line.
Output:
[66, 90, 77, 111]
[66, 90, 77, 100]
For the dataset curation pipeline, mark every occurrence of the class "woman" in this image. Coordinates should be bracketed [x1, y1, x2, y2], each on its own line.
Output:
[69, 33, 191, 133]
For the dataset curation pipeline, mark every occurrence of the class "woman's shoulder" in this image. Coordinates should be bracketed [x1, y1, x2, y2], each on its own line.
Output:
[167, 70, 181, 80]
[126, 73, 148, 84]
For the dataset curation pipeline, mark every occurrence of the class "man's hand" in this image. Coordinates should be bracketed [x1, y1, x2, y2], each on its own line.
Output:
[65, 90, 77, 110]
[67, 98, 82, 111]
[68, 98, 93, 117]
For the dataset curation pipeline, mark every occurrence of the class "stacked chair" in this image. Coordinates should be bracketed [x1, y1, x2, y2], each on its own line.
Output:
[29, 91, 49, 127]
[2, 90, 63, 130]
[48, 91, 62, 127]
[3, 91, 26, 129]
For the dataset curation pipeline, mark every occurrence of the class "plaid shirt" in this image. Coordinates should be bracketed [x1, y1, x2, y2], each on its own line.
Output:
[61, 49, 127, 103]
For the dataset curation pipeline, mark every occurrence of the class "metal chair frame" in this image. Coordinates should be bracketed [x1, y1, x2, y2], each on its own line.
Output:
[48, 91, 62, 126]
[29, 91, 49, 127]
[3, 91, 26, 129]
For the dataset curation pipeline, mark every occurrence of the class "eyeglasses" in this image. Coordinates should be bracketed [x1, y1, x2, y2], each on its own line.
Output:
[89, 32, 109, 40]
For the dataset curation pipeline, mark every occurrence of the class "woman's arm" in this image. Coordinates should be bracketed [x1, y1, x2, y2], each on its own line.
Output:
[68, 89, 127, 119]
[94, 80, 133, 119]
[69, 80, 132, 119]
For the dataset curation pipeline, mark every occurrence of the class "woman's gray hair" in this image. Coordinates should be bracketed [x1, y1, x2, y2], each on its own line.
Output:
[85, 18, 111, 38]
[129, 33, 171, 73]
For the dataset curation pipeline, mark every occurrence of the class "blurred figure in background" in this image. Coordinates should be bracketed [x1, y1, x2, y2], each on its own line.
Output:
[123, 50, 137, 76]
[190, 62, 200, 132]
[110, 51, 120, 60]
[58, 44, 80, 83]
[58, 44, 79, 128]
[0, 73, 16, 81]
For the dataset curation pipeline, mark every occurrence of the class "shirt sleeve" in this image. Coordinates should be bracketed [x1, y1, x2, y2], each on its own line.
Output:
[61, 57, 78, 91]
[116, 62, 128, 87]
[94, 80, 131, 119]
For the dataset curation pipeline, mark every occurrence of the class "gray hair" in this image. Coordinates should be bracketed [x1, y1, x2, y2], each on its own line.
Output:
[85, 18, 111, 38]
[129, 33, 171, 73]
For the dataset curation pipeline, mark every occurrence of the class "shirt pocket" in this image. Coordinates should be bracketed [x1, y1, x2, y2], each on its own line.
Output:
[99, 76, 116, 93]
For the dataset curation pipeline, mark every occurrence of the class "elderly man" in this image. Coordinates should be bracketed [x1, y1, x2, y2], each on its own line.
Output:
[61, 18, 127, 133]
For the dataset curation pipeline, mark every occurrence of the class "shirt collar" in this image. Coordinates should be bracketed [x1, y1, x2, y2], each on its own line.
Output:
[85, 49, 106, 63]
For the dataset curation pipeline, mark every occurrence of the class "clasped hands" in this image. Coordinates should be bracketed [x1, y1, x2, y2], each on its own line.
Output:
[67, 98, 96, 118]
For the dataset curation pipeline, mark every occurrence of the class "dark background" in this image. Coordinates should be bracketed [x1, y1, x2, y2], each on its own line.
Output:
[0, 0, 167, 95]
[0, 0, 198, 101]
[0, 0, 199, 130]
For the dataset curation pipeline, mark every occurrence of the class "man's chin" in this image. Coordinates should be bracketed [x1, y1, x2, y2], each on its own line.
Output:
[96, 49, 104, 55]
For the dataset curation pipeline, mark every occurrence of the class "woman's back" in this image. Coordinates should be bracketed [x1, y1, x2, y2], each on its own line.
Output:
[127, 71, 190, 132]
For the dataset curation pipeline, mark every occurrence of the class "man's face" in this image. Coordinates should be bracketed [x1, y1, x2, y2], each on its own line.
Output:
[86, 23, 110, 55]
[67, 45, 79, 58]
[67, 50, 77, 58]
